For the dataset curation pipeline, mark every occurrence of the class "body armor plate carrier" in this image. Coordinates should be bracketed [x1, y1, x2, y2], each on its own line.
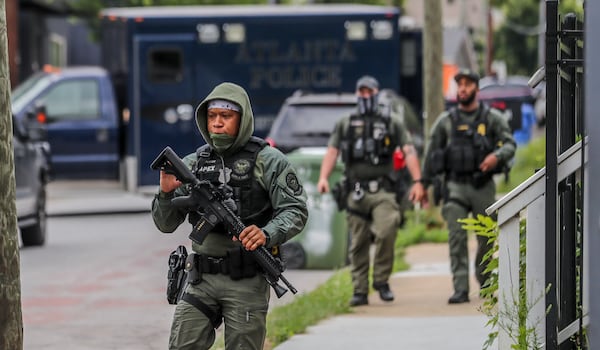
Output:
[188, 136, 273, 232]
[341, 113, 396, 167]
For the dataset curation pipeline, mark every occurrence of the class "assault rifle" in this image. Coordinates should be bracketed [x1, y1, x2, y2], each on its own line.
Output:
[150, 146, 297, 298]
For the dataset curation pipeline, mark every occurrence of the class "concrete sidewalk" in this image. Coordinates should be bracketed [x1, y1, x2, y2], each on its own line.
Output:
[274, 242, 492, 350]
[47, 180, 153, 216]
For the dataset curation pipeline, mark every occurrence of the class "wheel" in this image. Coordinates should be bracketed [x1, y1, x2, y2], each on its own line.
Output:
[21, 187, 47, 247]
[281, 242, 306, 270]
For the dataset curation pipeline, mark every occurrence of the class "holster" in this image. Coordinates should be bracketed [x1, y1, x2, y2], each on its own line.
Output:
[331, 178, 349, 211]
[433, 176, 447, 206]
[166, 245, 188, 305]
[472, 171, 493, 188]
[390, 170, 409, 207]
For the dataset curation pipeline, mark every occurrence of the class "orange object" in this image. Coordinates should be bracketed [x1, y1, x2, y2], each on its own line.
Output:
[36, 111, 47, 124]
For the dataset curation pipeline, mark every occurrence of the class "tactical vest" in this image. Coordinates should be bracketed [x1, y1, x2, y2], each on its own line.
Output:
[443, 104, 494, 177]
[188, 137, 273, 233]
[341, 113, 396, 168]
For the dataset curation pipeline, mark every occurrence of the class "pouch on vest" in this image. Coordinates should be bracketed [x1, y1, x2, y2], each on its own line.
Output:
[446, 145, 477, 174]
[227, 247, 258, 281]
[185, 253, 202, 285]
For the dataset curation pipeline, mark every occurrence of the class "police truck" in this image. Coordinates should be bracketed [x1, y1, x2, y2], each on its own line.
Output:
[11, 4, 422, 191]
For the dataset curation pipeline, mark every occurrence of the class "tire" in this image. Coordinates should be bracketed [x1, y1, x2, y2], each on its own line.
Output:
[21, 187, 47, 247]
[281, 242, 306, 270]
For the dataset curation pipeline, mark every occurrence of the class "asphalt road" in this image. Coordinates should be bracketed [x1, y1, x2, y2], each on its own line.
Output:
[19, 212, 333, 350]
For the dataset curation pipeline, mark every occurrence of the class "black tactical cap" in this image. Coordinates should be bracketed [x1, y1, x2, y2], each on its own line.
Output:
[454, 69, 480, 84]
[356, 75, 379, 91]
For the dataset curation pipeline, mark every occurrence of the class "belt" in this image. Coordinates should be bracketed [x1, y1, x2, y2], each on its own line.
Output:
[447, 173, 473, 183]
[351, 177, 393, 193]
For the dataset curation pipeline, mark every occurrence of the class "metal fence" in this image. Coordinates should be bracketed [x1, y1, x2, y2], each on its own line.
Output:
[544, 1, 585, 348]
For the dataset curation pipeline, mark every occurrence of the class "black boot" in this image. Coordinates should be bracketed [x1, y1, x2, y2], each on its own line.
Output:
[349, 293, 368, 307]
[373, 282, 394, 302]
[448, 290, 470, 304]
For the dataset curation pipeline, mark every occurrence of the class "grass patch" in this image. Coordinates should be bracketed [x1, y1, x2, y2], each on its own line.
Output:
[265, 270, 352, 347]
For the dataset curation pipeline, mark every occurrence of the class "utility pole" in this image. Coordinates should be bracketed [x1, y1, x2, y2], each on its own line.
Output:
[0, 0, 24, 348]
[423, 0, 444, 141]
[486, 3, 494, 75]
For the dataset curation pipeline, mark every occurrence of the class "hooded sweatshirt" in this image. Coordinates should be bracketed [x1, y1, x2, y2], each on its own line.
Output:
[152, 83, 308, 256]
[195, 82, 254, 157]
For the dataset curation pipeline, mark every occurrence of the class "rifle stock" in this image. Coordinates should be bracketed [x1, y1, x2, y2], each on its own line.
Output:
[151, 146, 297, 298]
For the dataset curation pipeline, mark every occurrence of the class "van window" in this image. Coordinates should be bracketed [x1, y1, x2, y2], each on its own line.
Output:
[148, 49, 183, 83]
[41, 79, 100, 121]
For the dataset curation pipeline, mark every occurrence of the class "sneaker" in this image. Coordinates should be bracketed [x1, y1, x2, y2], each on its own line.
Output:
[349, 293, 368, 307]
[448, 290, 470, 304]
[373, 283, 394, 302]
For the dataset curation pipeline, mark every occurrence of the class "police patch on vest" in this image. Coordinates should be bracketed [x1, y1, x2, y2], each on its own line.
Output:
[231, 159, 252, 181]
[286, 173, 302, 195]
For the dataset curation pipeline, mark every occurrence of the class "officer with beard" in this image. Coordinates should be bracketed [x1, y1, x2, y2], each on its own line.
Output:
[422, 69, 516, 304]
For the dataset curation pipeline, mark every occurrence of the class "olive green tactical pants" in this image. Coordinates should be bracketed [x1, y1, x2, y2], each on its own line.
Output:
[346, 190, 401, 294]
[169, 273, 269, 350]
[441, 179, 496, 294]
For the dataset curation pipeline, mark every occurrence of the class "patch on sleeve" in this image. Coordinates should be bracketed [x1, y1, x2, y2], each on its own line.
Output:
[286, 172, 303, 195]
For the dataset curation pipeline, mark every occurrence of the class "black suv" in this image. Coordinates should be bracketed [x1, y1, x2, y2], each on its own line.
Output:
[13, 114, 51, 246]
[266, 89, 423, 154]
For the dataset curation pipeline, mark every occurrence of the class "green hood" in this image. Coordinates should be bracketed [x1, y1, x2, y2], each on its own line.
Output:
[195, 82, 254, 156]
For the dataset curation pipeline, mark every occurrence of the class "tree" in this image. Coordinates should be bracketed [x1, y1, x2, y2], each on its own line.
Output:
[422, 0, 444, 140]
[492, 0, 584, 76]
[0, 1, 24, 349]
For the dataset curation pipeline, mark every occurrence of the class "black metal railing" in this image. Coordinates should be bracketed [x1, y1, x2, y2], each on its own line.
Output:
[545, 1, 585, 348]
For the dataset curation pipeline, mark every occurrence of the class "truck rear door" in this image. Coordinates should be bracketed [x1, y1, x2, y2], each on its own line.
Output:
[133, 34, 198, 187]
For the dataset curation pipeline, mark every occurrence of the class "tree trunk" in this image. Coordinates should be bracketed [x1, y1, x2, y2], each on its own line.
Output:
[423, 0, 444, 142]
[0, 0, 24, 348]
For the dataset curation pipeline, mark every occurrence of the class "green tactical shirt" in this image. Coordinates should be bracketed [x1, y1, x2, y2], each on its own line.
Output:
[328, 111, 412, 180]
[151, 82, 308, 257]
[422, 104, 517, 183]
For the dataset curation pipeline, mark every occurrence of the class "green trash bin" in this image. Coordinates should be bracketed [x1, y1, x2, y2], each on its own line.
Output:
[281, 147, 349, 270]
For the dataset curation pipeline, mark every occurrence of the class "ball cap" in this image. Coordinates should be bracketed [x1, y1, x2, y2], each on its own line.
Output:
[356, 75, 379, 91]
[454, 69, 480, 84]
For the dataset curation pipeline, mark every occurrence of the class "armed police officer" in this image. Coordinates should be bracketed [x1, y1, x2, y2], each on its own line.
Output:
[422, 69, 516, 304]
[317, 75, 426, 307]
[152, 82, 308, 350]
